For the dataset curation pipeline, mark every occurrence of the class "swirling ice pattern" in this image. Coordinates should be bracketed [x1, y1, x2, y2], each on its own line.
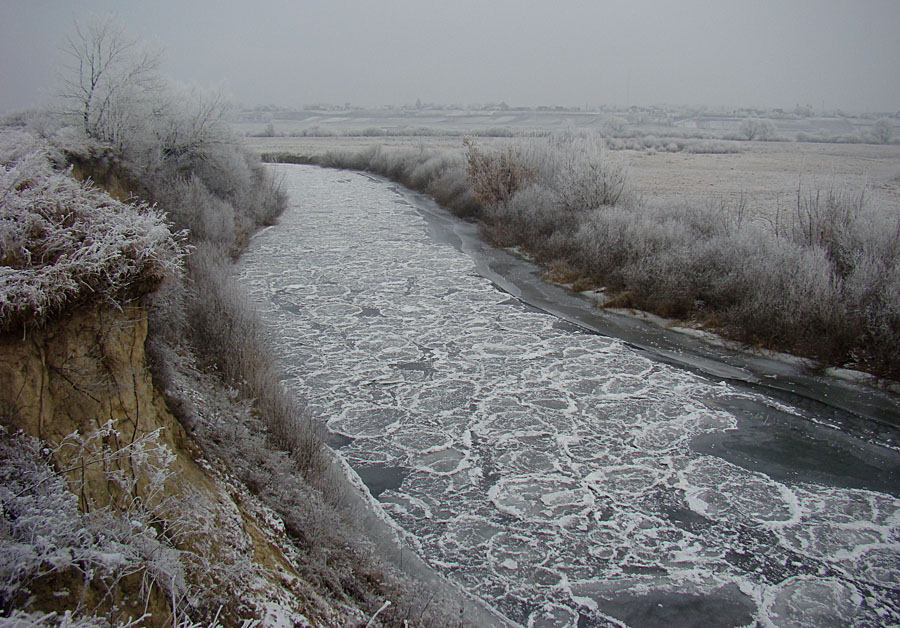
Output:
[236, 166, 900, 628]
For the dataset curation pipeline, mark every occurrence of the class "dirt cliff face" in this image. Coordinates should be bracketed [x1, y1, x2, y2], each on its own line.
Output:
[0, 303, 340, 626]
[0, 303, 195, 504]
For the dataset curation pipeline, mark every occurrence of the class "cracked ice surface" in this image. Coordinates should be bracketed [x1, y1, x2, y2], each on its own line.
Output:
[236, 166, 900, 627]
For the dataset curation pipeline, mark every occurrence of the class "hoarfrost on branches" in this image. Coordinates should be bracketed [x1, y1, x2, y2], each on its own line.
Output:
[0, 128, 186, 330]
[0, 426, 185, 621]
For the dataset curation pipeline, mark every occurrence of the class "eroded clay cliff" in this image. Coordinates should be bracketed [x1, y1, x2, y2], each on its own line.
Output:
[0, 302, 344, 626]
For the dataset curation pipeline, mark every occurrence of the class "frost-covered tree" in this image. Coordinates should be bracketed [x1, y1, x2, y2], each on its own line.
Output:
[146, 86, 232, 169]
[58, 17, 162, 148]
[739, 117, 775, 141]
[873, 118, 893, 144]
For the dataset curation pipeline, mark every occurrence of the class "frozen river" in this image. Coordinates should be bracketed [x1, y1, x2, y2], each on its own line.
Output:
[236, 165, 900, 627]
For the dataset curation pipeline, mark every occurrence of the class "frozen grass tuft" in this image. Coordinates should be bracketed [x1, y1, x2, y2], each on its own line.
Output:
[0, 426, 182, 623]
[0, 130, 186, 331]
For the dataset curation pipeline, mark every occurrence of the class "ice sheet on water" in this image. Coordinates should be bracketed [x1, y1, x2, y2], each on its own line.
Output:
[526, 603, 580, 628]
[328, 405, 403, 439]
[678, 456, 801, 526]
[761, 577, 864, 628]
[776, 485, 900, 589]
[488, 474, 593, 526]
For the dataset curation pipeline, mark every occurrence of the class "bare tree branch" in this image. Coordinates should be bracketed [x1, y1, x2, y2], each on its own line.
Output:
[57, 16, 162, 146]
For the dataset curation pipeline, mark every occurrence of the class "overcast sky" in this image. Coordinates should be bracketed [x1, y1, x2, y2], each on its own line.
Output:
[2, 0, 898, 113]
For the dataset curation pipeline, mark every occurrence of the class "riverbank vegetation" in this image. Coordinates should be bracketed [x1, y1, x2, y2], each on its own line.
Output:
[266, 136, 900, 381]
[1, 18, 462, 627]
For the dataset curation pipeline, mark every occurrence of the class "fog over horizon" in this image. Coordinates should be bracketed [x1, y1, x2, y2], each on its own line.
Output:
[2, 0, 899, 115]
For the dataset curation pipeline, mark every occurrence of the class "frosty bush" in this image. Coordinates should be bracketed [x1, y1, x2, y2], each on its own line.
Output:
[872, 118, 893, 145]
[0, 426, 185, 623]
[739, 117, 776, 141]
[463, 138, 534, 207]
[563, 193, 900, 374]
[151, 174, 237, 249]
[185, 245, 325, 477]
[0, 129, 186, 330]
[522, 134, 629, 210]
[684, 140, 741, 154]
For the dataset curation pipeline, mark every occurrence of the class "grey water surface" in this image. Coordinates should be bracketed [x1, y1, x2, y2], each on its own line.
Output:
[235, 165, 900, 628]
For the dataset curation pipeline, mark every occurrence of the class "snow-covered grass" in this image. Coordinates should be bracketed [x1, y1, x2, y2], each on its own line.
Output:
[0, 416, 305, 627]
[0, 129, 185, 331]
[0, 426, 183, 624]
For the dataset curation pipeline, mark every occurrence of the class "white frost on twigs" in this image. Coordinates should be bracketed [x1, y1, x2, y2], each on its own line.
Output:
[0, 128, 186, 329]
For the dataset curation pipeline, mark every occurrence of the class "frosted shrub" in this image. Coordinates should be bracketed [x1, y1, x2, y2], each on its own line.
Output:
[421, 155, 476, 214]
[143, 135, 286, 253]
[467, 134, 629, 257]
[484, 184, 570, 250]
[152, 175, 236, 249]
[684, 140, 741, 154]
[409, 153, 459, 189]
[568, 207, 636, 279]
[185, 245, 325, 477]
[788, 189, 866, 277]
[528, 134, 628, 210]
[0, 426, 186, 623]
[739, 117, 776, 141]
[463, 138, 534, 207]
[840, 253, 900, 372]
[150, 88, 229, 170]
[603, 117, 629, 137]
[727, 240, 844, 348]
[243, 164, 288, 227]
[0, 129, 186, 330]
[465, 134, 628, 218]
[568, 206, 707, 315]
[872, 118, 893, 145]
[557, 193, 900, 374]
